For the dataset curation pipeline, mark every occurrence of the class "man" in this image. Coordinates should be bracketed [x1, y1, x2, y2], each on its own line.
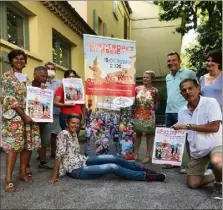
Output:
[32, 66, 52, 169]
[172, 78, 222, 200]
[164, 52, 197, 171]
[45, 62, 62, 158]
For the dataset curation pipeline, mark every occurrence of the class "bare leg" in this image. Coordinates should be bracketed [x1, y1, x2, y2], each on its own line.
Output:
[19, 149, 32, 182]
[5, 150, 18, 184]
[134, 132, 142, 160]
[211, 152, 222, 183]
[187, 175, 215, 189]
[143, 134, 154, 163]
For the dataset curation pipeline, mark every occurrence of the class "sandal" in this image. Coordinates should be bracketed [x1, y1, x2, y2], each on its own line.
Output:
[5, 182, 16, 192]
[26, 165, 32, 177]
[17, 173, 33, 183]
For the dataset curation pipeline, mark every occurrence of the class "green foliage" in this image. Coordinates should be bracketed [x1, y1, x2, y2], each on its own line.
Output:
[154, 1, 222, 77]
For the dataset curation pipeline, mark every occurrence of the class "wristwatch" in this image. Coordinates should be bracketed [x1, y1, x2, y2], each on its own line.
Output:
[186, 124, 192, 130]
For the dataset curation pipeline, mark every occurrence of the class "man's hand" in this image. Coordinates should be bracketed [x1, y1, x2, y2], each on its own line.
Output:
[40, 83, 47, 89]
[172, 123, 187, 130]
[48, 177, 59, 184]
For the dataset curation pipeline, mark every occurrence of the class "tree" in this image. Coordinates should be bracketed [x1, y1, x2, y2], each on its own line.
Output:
[154, 1, 222, 77]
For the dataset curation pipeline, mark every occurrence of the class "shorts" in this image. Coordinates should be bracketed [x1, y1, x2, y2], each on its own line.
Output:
[187, 146, 222, 176]
[49, 115, 61, 134]
[39, 123, 51, 147]
[113, 137, 119, 143]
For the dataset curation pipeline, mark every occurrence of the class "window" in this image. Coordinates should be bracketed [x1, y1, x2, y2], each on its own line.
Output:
[0, 2, 29, 49]
[52, 30, 71, 68]
[113, 0, 118, 19]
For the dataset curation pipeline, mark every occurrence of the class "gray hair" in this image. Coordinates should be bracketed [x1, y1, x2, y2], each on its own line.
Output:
[144, 70, 155, 80]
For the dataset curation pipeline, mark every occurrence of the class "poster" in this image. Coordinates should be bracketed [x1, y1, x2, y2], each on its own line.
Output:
[152, 127, 187, 166]
[83, 34, 136, 155]
[26, 86, 54, 122]
[63, 78, 85, 104]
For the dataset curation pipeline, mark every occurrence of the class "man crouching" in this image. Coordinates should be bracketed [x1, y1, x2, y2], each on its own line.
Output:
[172, 78, 222, 200]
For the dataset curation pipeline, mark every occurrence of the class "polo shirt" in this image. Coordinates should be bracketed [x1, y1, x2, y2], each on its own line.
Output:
[178, 96, 222, 159]
[166, 68, 197, 113]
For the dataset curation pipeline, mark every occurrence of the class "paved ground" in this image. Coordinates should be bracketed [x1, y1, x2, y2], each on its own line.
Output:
[0, 135, 222, 209]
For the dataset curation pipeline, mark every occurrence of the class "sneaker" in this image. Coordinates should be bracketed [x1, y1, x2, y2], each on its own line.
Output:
[38, 163, 53, 170]
[179, 168, 187, 174]
[204, 169, 213, 176]
[212, 183, 222, 200]
[147, 173, 166, 182]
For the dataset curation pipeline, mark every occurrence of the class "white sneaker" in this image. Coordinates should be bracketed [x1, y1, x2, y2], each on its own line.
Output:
[204, 169, 213, 176]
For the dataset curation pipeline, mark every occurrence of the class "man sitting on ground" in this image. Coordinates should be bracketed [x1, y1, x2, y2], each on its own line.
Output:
[172, 78, 222, 200]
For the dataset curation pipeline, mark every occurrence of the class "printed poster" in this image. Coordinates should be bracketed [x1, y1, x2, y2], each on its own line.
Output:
[83, 34, 136, 154]
[26, 86, 53, 122]
[152, 127, 187, 166]
[63, 78, 85, 104]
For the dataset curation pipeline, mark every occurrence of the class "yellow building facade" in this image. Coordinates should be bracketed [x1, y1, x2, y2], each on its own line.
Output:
[0, 1, 95, 79]
[69, 1, 132, 39]
[0, 1, 132, 81]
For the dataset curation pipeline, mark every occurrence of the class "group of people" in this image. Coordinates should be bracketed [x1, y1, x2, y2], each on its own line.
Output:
[134, 51, 222, 199]
[0, 49, 222, 200]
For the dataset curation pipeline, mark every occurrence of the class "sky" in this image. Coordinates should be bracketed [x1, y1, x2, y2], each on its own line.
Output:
[181, 29, 198, 52]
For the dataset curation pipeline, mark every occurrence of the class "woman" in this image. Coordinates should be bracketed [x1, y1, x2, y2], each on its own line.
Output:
[200, 51, 222, 175]
[54, 70, 85, 131]
[200, 51, 222, 110]
[1, 49, 41, 192]
[134, 71, 160, 163]
[48, 114, 165, 183]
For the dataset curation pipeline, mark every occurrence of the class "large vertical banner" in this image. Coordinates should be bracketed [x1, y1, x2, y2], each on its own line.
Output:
[83, 34, 136, 154]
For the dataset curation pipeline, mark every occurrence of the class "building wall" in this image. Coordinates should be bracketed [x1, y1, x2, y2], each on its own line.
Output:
[129, 1, 182, 78]
[0, 1, 84, 80]
[86, 1, 131, 39]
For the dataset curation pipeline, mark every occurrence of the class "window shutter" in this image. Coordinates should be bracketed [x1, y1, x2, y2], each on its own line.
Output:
[93, 9, 98, 34]
[103, 23, 107, 36]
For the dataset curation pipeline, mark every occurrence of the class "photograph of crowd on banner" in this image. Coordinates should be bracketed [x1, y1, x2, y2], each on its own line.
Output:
[63, 78, 85, 104]
[84, 34, 136, 157]
[26, 86, 54, 122]
[152, 128, 187, 166]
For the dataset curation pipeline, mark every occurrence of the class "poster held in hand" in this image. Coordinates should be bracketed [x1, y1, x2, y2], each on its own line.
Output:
[63, 78, 85, 104]
[26, 86, 54, 122]
[152, 127, 187, 166]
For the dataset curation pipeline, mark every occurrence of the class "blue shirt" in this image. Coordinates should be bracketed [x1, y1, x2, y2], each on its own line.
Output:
[165, 68, 197, 113]
[46, 79, 62, 115]
[200, 74, 222, 111]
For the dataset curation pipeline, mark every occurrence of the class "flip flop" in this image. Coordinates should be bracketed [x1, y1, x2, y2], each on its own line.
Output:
[5, 183, 16, 192]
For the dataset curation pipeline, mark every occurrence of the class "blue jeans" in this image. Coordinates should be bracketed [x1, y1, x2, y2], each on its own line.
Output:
[165, 113, 178, 128]
[67, 155, 146, 181]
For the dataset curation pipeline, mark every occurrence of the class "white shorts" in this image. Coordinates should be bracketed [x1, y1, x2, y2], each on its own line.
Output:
[49, 115, 61, 134]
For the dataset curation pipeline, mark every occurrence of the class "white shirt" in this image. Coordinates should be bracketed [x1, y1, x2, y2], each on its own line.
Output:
[178, 96, 222, 159]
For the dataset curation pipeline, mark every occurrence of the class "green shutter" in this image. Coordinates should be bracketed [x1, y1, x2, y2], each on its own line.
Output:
[103, 23, 107, 36]
[93, 9, 98, 34]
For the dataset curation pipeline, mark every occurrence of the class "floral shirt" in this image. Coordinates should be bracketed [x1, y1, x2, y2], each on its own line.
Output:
[56, 130, 87, 177]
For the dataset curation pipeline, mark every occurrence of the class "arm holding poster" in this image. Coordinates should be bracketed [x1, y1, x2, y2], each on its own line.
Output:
[62, 78, 85, 105]
[152, 127, 187, 166]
